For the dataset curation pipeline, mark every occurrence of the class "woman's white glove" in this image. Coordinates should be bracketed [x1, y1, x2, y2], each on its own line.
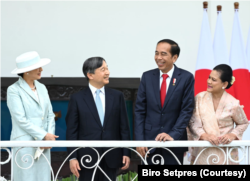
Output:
[34, 148, 44, 160]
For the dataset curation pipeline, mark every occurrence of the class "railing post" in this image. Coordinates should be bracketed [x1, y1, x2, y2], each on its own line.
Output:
[11, 148, 13, 181]
[244, 146, 247, 164]
[226, 147, 229, 165]
[248, 146, 250, 164]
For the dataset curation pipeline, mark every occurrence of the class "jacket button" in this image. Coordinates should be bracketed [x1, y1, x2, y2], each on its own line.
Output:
[34, 137, 37, 140]
[42, 117, 44, 120]
[161, 126, 164, 129]
[102, 129, 105, 132]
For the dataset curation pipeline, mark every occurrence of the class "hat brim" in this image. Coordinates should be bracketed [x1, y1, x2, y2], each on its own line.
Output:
[11, 58, 51, 74]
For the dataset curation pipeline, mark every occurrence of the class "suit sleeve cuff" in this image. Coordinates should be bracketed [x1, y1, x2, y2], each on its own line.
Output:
[168, 131, 181, 141]
[123, 148, 131, 158]
[34, 130, 47, 141]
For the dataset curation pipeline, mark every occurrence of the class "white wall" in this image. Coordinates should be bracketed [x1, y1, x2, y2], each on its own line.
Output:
[1, 1, 250, 78]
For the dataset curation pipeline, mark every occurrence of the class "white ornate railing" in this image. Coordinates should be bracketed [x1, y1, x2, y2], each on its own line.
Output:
[1, 141, 250, 181]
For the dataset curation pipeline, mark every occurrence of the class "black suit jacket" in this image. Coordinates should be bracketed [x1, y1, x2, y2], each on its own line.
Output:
[66, 87, 131, 169]
[134, 65, 195, 154]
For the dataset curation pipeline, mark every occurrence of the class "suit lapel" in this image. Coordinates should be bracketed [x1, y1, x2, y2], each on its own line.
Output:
[103, 87, 114, 128]
[162, 65, 181, 110]
[35, 81, 45, 111]
[18, 77, 40, 105]
[82, 87, 102, 128]
[152, 69, 161, 110]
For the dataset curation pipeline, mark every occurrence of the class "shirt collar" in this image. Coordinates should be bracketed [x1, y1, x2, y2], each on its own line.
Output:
[89, 83, 105, 95]
[160, 65, 175, 79]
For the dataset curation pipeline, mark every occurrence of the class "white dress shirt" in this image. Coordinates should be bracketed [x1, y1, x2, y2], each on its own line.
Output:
[33, 90, 40, 102]
[89, 83, 105, 114]
[159, 65, 175, 94]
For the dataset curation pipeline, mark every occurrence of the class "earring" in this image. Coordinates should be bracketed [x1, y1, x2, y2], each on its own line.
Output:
[222, 87, 225, 89]
[27, 73, 29, 75]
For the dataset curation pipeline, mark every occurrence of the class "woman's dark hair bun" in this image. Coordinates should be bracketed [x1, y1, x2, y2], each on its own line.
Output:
[213, 64, 233, 89]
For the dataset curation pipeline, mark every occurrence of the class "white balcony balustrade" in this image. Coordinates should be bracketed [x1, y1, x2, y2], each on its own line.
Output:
[1, 141, 250, 181]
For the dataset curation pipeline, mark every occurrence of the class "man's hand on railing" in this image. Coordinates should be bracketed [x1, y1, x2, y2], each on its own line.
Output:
[200, 133, 220, 146]
[136, 147, 149, 158]
[121, 156, 130, 170]
[69, 159, 81, 178]
[40, 147, 51, 149]
[44, 133, 59, 141]
[155, 133, 174, 141]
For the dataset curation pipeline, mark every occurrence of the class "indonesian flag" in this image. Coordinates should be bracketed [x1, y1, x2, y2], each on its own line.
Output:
[194, 8, 215, 95]
[229, 10, 250, 120]
[213, 9, 235, 97]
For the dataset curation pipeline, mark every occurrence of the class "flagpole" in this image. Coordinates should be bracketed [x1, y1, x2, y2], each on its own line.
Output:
[229, 0, 250, 120]
[234, 1, 250, 165]
[194, 1, 215, 95]
[203, 1, 208, 11]
[234, 2, 239, 10]
[217, 5, 222, 14]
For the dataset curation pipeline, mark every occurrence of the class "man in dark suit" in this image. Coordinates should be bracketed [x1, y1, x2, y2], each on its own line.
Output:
[135, 39, 194, 165]
[66, 57, 130, 181]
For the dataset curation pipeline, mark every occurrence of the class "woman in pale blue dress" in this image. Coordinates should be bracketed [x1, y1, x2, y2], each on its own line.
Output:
[7, 51, 58, 181]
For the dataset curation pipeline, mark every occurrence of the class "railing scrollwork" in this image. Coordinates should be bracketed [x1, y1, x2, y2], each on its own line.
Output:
[1, 141, 250, 181]
[0, 148, 11, 165]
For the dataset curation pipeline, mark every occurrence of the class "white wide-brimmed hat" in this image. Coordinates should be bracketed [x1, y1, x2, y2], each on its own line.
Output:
[11, 51, 51, 74]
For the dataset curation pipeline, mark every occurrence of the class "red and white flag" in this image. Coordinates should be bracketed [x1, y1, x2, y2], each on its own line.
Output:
[229, 9, 250, 120]
[194, 8, 215, 95]
[241, 26, 250, 161]
[213, 9, 235, 96]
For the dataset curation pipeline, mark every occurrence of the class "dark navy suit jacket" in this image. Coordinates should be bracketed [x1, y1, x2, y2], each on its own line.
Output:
[66, 87, 130, 169]
[134, 65, 194, 153]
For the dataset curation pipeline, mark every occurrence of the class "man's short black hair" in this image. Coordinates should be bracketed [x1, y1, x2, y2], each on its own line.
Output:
[157, 39, 180, 58]
[82, 57, 105, 81]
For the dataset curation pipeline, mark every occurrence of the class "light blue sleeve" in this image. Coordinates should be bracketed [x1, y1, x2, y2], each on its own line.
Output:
[7, 86, 47, 140]
[46, 97, 55, 134]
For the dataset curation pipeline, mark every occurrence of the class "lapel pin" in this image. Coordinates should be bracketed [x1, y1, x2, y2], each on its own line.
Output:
[173, 78, 176, 86]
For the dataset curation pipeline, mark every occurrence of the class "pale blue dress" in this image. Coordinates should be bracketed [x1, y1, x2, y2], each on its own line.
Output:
[7, 77, 55, 181]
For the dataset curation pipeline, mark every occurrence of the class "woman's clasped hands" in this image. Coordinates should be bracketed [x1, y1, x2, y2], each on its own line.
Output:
[200, 133, 237, 145]
[41, 133, 59, 149]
